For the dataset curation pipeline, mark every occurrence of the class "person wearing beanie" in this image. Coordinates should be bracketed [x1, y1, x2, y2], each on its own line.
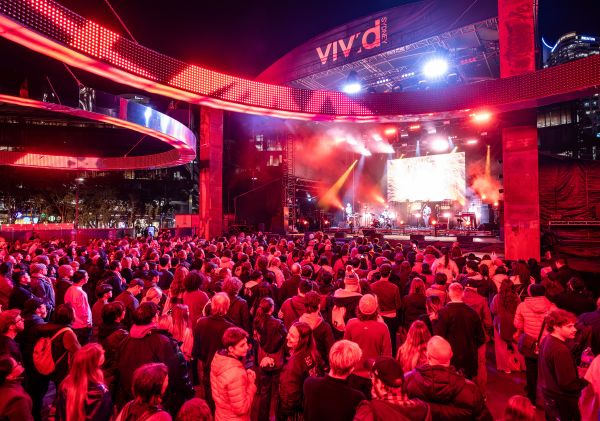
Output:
[355, 356, 430, 421]
[514, 283, 557, 404]
[405, 336, 492, 420]
[326, 266, 362, 340]
[344, 294, 392, 398]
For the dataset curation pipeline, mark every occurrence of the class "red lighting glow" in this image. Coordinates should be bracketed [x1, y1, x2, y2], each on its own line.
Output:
[408, 124, 421, 131]
[471, 112, 492, 123]
[384, 127, 397, 135]
[0, 0, 599, 123]
[466, 139, 478, 145]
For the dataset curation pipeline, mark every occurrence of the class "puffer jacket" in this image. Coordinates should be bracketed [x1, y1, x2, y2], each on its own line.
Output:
[404, 365, 492, 421]
[514, 296, 557, 338]
[210, 351, 256, 421]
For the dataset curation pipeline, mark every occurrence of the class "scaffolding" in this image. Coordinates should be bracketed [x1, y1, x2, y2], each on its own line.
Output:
[283, 133, 296, 231]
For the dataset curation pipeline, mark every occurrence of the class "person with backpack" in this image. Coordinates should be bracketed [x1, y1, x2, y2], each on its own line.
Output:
[34, 304, 81, 387]
[327, 267, 362, 340]
[55, 343, 113, 421]
[354, 356, 430, 421]
[116, 363, 172, 421]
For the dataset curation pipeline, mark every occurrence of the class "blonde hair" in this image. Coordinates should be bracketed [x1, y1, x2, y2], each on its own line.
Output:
[60, 343, 105, 421]
[397, 320, 431, 372]
[329, 340, 362, 377]
[143, 286, 163, 304]
[171, 304, 189, 342]
[158, 314, 173, 332]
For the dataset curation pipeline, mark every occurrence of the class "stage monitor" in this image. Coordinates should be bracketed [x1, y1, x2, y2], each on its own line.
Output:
[387, 152, 465, 202]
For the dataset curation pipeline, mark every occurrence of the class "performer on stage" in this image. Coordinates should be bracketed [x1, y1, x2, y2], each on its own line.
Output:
[422, 203, 431, 226]
[345, 203, 353, 217]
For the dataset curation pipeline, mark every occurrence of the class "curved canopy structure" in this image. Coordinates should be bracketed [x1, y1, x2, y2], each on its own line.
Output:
[0, 93, 196, 170]
[0, 0, 600, 122]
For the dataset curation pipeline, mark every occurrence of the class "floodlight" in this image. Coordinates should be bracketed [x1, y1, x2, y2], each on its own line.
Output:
[422, 58, 449, 79]
[342, 71, 362, 94]
[430, 137, 449, 152]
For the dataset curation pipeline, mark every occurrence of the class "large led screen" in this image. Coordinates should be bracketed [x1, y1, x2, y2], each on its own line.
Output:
[387, 153, 465, 202]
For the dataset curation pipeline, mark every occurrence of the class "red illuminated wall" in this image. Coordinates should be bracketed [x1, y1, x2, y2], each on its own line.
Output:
[499, 0, 540, 261]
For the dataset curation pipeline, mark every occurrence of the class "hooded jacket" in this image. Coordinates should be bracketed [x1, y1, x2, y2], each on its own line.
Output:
[211, 351, 256, 421]
[279, 295, 306, 330]
[514, 296, 557, 338]
[117, 324, 193, 413]
[404, 365, 492, 421]
[299, 312, 335, 365]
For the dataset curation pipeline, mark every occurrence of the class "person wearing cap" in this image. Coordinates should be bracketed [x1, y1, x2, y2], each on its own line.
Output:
[354, 356, 430, 421]
[344, 294, 392, 398]
[434, 283, 485, 380]
[303, 340, 365, 421]
[327, 266, 363, 340]
[405, 336, 491, 420]
[514, 283, 557, 404]
[114, 278, 144, 328]
[91, 283, 113, 339]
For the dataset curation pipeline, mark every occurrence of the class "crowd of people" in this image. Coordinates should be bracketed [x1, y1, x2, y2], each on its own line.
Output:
[0, 230, 597, 421]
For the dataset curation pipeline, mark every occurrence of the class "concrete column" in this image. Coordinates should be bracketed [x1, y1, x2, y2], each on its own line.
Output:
[498, 0, 540, 260]
[199, 107, 223, 238]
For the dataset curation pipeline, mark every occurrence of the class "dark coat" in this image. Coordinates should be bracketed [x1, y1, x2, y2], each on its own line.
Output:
[192, 315, 235, 373]
[8, 284, 34, 310]
[434, 302, 485, 379]
[0, 381, 33, 421]
[278, 350, 319, 420]
[55, 382, 112, 421]
[303, 375, 365, 421]
[405, 365, 492, 421]
[117, 325, 193, 414]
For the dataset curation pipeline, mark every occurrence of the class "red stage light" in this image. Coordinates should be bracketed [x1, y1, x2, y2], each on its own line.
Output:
[431, 220, 437, 225]
[466, 139, 478, 145]
[384, 127, 397, 135]
[408, 124, 421, 131]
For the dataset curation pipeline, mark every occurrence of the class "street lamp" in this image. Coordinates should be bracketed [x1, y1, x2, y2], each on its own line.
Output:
[74, 177, 84, 230]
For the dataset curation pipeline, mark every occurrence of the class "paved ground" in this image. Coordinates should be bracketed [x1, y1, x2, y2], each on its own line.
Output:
[486, 345, 546, 420]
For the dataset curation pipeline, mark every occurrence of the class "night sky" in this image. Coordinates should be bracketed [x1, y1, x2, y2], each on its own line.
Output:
[52, 0, 600, 78]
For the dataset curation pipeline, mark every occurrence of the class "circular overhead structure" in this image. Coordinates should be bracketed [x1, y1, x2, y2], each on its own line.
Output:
[0, 93, 196, 170]
[0, 0, 600, 122]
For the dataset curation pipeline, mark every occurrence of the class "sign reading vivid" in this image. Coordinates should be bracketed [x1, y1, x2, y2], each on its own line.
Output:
[1, 0, 600, 122]
[315, 18, 387, 65]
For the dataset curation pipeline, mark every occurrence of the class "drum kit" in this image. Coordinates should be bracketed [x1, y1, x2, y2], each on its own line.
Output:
[370, 212, 393, 228]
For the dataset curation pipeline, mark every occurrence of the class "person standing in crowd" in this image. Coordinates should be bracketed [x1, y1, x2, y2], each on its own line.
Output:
[0, 262, 13, 310]
[8, 271, 34, 311]
[402, 278, 427, 332]
[182, 272, 209, 330]
[210, 327, 256, 421]
[552, 277, 595, 316]
[396, 320, 431, 372]
[55, 264, 74, 308]
[538, 309, 588, 421]
[116, 363, 171, 421]
[490, 279, 524, 374]
[114, 279, 144, 328]
[435, 282, 485, 380]
[328, 267, 362, 340]
[370, 263, 402, 354]
[0, 356, 32, 421]
[92, 284, 113, 339]
[514, 283, 556, 404]
[117, 302, 193, 415]
[0, 309, 24, 364]
[298, 291, 334, 367]
[97, 301, 128, 394]
[578, 297, 600, 355]
[253, 297, 286, 421]
[55, 343, 112, 421]
[355, 356, 431, 421]
[29, 263, 55, 320]
[405, 336, 492, 420]
[64, 270, 93, 345]
[344, 294, 392, 398]
[278, 322, 321, 421]
[303, 340, 365, 421]
[278, 279, 312, 330]
[223, 277, 251, 333]
[193, 292, 235, 408]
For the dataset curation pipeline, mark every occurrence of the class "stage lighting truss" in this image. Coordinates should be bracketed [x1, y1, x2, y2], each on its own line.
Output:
[1, 0, 600, 122]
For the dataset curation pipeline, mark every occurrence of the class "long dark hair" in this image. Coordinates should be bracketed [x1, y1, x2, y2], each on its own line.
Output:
[253, 297, 274, 333]
[499, 279, 520, 314]
[290, 321, 318, 364]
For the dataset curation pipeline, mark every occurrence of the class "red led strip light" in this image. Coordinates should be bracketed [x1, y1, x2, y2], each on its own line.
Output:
[0, 94, 196, 170]
[1, 0, 600, 122]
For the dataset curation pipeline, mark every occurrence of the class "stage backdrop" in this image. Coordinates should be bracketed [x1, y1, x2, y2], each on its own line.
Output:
[387, 153, 466, 202]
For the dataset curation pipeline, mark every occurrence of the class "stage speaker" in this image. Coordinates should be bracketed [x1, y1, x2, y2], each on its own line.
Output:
[410, 234, 425, 242]
[362, 229, 376, 237]
[457, 235, 473, 244]
[334, 232, 346, 239]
